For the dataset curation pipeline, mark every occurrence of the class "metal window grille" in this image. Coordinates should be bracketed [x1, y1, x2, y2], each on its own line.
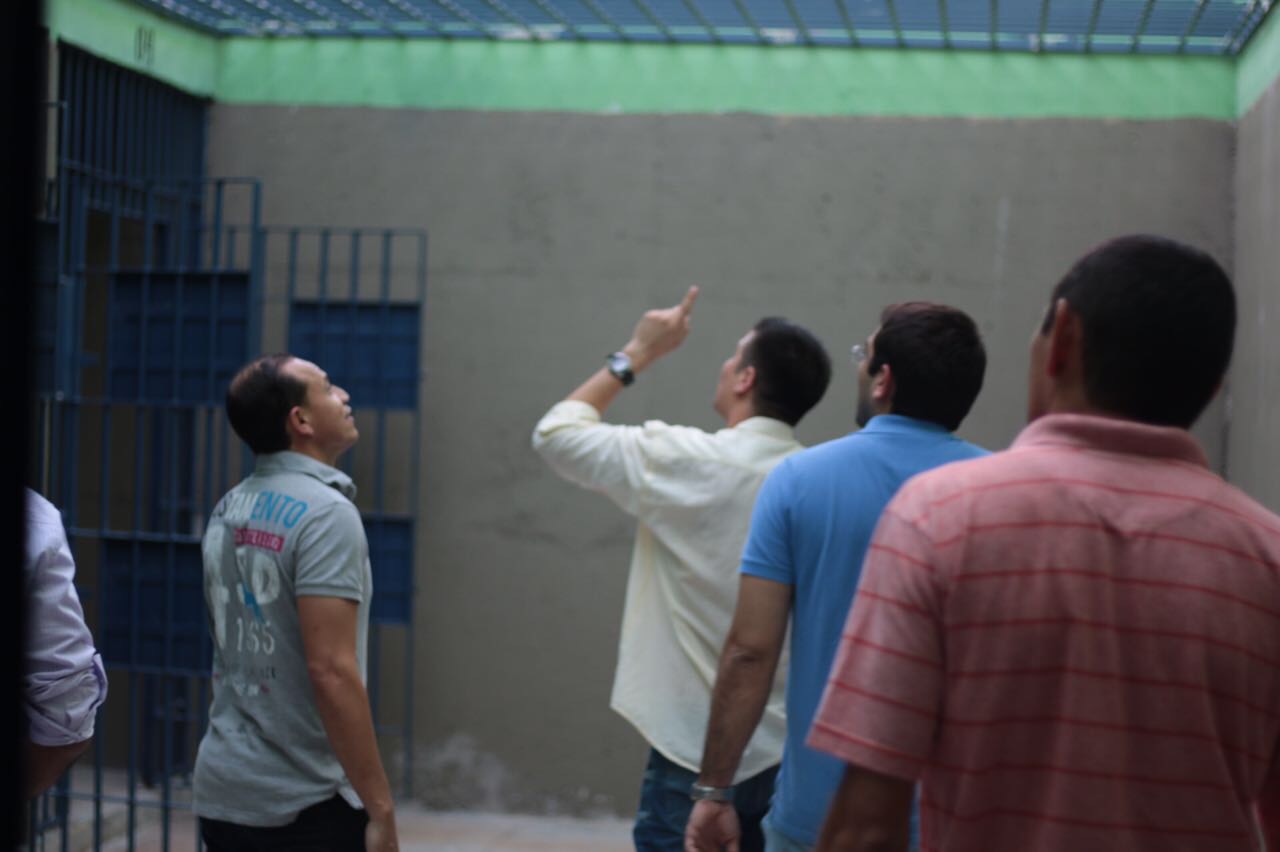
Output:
[32, 44, 425, 852]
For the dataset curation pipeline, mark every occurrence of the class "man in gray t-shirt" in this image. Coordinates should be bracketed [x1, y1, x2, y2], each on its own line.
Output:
[194, 354, 398, 852]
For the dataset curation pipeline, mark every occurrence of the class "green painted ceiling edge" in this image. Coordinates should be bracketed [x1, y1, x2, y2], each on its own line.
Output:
[46, 0, 219, 97]
[1239, 6, 1280, 118]
[45, 0, 1266, 120]
[213, 39, 1236, 119]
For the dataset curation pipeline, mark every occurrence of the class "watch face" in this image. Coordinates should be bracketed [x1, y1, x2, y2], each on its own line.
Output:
[607, 352, 635, 384]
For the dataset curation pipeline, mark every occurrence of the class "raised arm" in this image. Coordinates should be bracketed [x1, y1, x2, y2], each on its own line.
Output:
[564, 285, 700, 415]
[532, 286, 701, 510]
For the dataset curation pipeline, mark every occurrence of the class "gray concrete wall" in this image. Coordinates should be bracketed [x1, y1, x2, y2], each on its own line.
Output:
[207, 107, 1234, 815]
[1233, 79, 1280, 513]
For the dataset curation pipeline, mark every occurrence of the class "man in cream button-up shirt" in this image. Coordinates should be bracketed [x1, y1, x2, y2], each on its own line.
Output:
[533, 288, 831, 851]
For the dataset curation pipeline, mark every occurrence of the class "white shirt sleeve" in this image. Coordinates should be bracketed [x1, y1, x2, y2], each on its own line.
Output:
[24, 490, 109, 746]
[531, 400, 656, 517]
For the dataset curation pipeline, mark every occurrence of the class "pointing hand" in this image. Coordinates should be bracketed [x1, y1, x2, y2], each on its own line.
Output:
[623, 286, 700, 371]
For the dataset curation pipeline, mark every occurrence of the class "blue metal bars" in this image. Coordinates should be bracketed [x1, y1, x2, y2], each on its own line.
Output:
[270, 225, 428, 798]
[31, 173, 264, 852]
[32, 43, 251, 851]
[35, 41, 426, 851]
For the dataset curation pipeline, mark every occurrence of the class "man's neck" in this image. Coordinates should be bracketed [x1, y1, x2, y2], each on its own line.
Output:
[286, 444, 342, 468]
[1040, 386, 1114, 421]
[724, 403, 760, 428]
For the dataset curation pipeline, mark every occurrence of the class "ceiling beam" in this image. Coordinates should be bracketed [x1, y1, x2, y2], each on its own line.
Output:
[1035, 0, 1051, 51]
[728, 0, 768, 44]
[1129, 0, 1158, 52]
[833, 0, 861, 46]
[629, 0, 676, 42]
[577, 0, 631, 41]
[1083, 0, 1104, 52]
[886, 0, 906, 47]
[1176, 0, 1211, 53]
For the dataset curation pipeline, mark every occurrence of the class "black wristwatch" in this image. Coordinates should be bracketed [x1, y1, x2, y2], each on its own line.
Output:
[606, 351, 635, 386]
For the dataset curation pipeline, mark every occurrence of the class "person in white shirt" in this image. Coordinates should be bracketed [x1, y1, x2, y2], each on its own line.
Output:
[23, 489, 108, 798]
[532, 287, 831, 851]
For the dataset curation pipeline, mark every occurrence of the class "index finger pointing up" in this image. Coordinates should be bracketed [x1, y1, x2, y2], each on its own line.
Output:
[678, 285, 700, 316]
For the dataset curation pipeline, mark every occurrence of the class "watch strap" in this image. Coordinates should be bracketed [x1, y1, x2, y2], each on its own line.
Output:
[689, 782, 734, 803]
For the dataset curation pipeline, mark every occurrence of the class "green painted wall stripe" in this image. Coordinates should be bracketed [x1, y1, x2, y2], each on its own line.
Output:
[1238, 7, 1280, 117]
[46, 0, 218, 97]
[46, 0, 1241, 120]
[216, 38, 1236, 119]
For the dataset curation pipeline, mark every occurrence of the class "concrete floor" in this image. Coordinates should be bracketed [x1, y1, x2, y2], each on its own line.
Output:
[395, 810, 633, 851]
[33, 767, 632, 851]
[92, 806, 632, 851]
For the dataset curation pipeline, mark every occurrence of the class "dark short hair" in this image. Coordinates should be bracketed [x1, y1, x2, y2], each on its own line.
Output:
[869, 302, 986, 432]
[225, 354, 308, 455]
[740, 318, 832, 426]
[1040, 235, 1235, 429]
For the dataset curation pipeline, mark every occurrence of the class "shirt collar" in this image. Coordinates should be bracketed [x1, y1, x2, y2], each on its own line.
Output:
[255, 451, 357, 499]
[1012, 413, 1209, 468]
[731, 416, 796, 442]
[858, 413, 951, 436]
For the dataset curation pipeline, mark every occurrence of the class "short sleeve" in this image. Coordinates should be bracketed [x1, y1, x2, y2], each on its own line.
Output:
[293, 503, 367, 601]
[806, 484, 945, 781]
[739, 462, 796, 586]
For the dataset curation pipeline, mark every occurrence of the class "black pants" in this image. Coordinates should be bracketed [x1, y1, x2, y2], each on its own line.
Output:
[200, 794, 368, 852]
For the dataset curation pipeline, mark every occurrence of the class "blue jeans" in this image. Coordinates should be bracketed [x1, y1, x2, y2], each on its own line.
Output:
[633, 748, 777, 852]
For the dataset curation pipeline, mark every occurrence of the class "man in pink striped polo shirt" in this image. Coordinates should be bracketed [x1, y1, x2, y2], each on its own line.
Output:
[809, 235, 1280, 851]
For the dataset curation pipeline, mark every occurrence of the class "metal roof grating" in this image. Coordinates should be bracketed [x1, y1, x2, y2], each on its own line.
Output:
[130, 0, 1274, 54]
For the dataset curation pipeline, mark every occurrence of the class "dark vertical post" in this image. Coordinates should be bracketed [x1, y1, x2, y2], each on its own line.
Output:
[405, 232, 428, 797]
[1035, 0, 1050, 51]
[4, 0, 40, 844]
[248, 180, 265, 353]
[125, 182, 157, 852]
[344, 232, 360, 477]
[369, 232, 393, 728]
[204, 187, 220, 522]
[318, 230, 330, 370]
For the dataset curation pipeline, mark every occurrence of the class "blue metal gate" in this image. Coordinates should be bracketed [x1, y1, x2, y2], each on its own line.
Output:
[267, 223, 426, 804]
[31, 44, 425, 851]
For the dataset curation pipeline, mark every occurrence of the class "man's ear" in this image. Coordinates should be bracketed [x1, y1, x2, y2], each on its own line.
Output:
[734, 364, 757, 396]
[286, 405, 312, 439]
[871, 363, 894, 406]
[1045, 298, 1081, 379]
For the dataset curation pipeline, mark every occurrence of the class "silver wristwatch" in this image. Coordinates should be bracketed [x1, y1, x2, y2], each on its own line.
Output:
[689, 782, 734, 803]
[606, 351, 635, 386]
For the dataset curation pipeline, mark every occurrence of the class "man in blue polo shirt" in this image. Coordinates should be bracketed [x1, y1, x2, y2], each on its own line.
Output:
[684, 303, 989, 852]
